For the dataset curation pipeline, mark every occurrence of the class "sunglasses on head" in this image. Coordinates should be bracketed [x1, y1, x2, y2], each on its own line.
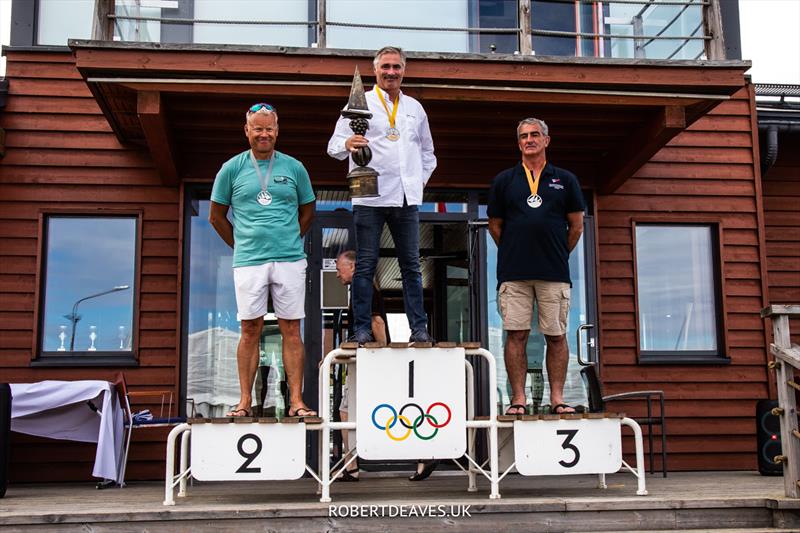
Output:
[248, 103, 277, 113]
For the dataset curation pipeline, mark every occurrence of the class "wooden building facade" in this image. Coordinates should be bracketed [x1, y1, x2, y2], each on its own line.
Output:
[1, 0, 796, 484]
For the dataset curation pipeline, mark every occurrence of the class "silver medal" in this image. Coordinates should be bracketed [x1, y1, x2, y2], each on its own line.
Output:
[386, 127, 400, 141]
[256, 190, 272, 206]
[527, 194, 542, 209]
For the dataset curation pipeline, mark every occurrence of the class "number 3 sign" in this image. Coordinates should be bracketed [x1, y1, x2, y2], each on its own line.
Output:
[513, 418, 623, 476]
[357, 347, 466, 460]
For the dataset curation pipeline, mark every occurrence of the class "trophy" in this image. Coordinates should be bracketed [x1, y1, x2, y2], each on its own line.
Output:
[57, 325, 67, 352]
[88, 325, 97, 352]
[340, 67, 380, 198]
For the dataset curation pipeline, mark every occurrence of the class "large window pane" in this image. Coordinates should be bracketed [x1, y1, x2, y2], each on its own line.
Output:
[635, 224, 719, 354]
[485, 230, 589, 412]
[193, 0, 309, 46]
[327, 0, 471, 53]
[185, 196, 295, 417]
[40, 216, 136, 355]
[37, 0, 94, 45]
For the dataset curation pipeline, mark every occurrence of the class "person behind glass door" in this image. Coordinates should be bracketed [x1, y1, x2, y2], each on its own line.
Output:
[333, 250, 390, 480]
[327, 46, 437, 346]
[209, 103, 317, 418]
[487, 118, 585, 415]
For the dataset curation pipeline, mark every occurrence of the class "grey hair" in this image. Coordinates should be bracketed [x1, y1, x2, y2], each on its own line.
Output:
[337, 250, 356, 263]
[517, 118, 549, 137]
[245, 106, 279, 123]
[373, 46, 406, 69]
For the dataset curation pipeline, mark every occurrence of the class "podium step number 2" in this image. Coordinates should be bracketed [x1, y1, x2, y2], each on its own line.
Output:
[357, 347, 467, 460]
[191, 423, 306, 481]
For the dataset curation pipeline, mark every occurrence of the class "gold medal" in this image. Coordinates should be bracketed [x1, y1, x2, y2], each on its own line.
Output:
[375, 85, 400, 142]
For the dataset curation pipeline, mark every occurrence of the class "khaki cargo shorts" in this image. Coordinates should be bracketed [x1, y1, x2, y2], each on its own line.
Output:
[498, 280, 570, 335]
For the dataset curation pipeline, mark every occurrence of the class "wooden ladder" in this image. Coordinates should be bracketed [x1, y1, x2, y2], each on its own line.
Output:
[762, 304, 800, 497]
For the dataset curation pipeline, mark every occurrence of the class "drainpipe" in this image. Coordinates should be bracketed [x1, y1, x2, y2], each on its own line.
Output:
[758, 120, 800, 175]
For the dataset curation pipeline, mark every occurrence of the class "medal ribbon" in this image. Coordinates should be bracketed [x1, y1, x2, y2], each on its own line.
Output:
[374, 85, 399, 129]
[522, 162, 545, 198]
[250, 150, 276, 194]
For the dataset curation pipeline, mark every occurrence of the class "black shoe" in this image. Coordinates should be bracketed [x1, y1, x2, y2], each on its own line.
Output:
[409, 460, 439, 481]
[409, 329, 435, 344]
[346, 330, 375, 346]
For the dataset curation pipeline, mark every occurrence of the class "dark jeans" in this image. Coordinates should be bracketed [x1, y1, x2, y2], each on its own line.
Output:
[352, 204, 427, 335]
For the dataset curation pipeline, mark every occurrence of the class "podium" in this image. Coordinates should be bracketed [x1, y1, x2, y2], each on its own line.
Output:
[162, 344, 647, 505]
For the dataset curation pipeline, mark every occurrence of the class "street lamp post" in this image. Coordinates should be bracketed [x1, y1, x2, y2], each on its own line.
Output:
[64, 285, 130, 351]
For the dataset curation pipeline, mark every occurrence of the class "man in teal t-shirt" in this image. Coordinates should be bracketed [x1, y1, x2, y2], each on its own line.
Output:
[209, 103, 316, 418]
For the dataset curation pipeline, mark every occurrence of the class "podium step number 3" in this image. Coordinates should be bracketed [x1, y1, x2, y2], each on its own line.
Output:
[513, 418, 622, 476]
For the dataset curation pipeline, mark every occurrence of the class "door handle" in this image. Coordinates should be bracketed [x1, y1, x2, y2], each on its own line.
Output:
[576, 323, 595, 366]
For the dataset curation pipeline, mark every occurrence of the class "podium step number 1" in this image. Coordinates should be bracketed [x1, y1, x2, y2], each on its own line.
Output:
[357, 347, 467, 460]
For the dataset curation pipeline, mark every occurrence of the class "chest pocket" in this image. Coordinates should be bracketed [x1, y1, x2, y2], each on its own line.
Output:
[404, 113, 420, 142]
[270, 175, 294, 201]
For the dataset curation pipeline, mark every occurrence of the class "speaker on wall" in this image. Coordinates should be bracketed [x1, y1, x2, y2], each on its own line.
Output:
[756, 399, 783, 476]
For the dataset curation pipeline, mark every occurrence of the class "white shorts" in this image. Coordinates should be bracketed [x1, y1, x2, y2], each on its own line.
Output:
[233, 259, 307, 321]
[339, 368, 356, 412]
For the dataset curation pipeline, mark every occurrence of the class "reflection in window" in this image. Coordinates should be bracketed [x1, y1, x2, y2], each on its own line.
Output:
[193, 0, 309, 46]
[37, 0, 93, 45]
[485, 231, 589, 412]
[185, 197, 294, 417]
[635, 224, 720, 355]
[40, 216, 136, 355]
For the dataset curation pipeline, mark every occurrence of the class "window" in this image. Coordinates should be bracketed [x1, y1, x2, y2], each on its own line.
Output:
[36, 0, 94, 45]
[38, 215, 138, 364]
[634, 223, 726, 362]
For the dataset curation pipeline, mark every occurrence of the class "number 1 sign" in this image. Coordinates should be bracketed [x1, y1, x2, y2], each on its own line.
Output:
[356, 347, 466, 460]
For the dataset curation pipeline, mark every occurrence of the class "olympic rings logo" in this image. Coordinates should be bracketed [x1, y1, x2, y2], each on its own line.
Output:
[370, 402, 452, 441]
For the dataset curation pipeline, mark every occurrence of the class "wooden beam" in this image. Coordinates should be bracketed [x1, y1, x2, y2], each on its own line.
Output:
[599, 105, 686, 195]
[703, 0, 726, 60]
[91, 0, 115, 41]
[137, 91, 179, 186]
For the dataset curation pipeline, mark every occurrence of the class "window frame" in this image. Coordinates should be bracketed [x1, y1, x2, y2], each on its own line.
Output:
[632, 216, 729, 365]
[32, 209, 143, 367]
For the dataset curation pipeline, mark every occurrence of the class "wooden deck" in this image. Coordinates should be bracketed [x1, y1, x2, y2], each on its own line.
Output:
[1, 471, 799, 531]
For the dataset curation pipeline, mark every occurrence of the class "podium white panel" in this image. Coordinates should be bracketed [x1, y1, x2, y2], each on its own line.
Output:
[191, 423, 306, 481]
[356, 347, 466, 460]
[513, 418, 622, 476]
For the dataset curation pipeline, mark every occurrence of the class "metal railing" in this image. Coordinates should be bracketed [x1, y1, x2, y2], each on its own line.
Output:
[92, 0, 726, 60]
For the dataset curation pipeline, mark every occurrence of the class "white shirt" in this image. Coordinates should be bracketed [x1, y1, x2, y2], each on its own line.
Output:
[327, 87, 437, 207]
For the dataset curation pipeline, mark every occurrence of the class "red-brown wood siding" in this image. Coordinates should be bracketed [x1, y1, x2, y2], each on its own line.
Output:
[597, 87, 769, 471]
[761, 130, 800, 345]
[0, 51, 179, 482]
[0, 50, 766, 480]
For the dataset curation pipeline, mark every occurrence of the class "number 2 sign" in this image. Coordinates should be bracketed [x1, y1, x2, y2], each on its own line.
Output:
[357, 347, 467, 460]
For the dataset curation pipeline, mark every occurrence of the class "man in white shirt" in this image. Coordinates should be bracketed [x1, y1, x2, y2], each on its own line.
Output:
[327, 46, 437, 345]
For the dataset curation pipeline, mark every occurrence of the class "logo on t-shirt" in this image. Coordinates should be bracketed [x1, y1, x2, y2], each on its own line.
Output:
[548, 178, 564, 190]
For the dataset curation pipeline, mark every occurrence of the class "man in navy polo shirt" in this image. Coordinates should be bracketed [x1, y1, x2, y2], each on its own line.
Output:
[487, 118, 585, 415]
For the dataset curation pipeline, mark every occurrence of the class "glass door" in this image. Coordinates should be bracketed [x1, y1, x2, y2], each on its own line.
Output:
[471, 215, 598, 414]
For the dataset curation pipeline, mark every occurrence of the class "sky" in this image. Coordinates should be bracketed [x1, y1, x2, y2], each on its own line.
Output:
[739, 0, 800, 84]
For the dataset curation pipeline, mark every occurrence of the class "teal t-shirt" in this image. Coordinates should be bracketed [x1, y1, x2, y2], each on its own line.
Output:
[211, 150, 315, 267]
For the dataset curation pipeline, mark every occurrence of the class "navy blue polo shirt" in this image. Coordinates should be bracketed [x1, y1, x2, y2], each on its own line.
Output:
[487, 162, 585, 288]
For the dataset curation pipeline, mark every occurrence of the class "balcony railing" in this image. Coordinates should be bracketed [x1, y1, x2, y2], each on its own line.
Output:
[77, 0, 727, 60]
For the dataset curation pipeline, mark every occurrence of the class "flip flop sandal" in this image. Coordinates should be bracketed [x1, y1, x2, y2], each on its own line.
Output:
[552, 403, 577, 414]
[226, 408, 252, 417]
[288, 407, 317, 418]
[504, 404, 528, 416]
